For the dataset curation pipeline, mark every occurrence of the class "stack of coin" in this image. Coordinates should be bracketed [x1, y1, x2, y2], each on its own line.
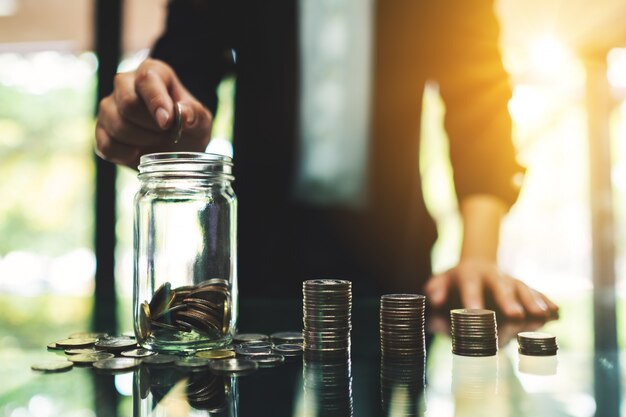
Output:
[450, 309, 498, 357]
[517, 332, 558, 356]
[303, 279, 352, 359]
[139, 279, 231, 340]
[379, 294, 426, 358]
[303, 358, 353, 417]
[380, 356, 426, 417]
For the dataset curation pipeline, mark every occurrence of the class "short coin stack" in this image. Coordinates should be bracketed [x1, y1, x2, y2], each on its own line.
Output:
[303, 279, 352, 359]
[450, 309, 498, 357]
[379, 294, 426, 358]
[517, 332, 558, 356]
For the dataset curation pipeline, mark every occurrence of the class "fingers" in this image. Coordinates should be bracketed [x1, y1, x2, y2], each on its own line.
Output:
[514, 280, 552, 318]
[424, 273, 452, 307]
[95, 124, 141, 167]
[113, 72, 163, 132]
[487, 273, 525, 319]
[134, 60, 177, 130]
[457, 268, 484, 310]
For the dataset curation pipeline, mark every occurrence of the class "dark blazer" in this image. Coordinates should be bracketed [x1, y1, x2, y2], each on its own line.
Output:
[152, 0, 524, 297]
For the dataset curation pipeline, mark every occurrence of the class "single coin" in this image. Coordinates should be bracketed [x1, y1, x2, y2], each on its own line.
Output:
[273, 344, 304, 356]
[68, 332, 108, 340]
[93, 358, 141, 372]
[150, 282, 175, 316]
[69, 352, 115, 364]
[209, 358, 258, 375]
[252, 354, 285, 368]
[56, 338, 97, 349]
[95, 337, 138, 352]
[174, 357, 211, 369]
[173, 101, 183, 143]
[121, 348, 156, 358]
[233, 333, 269, 343]
[31, 361, 73, 373]
[65, 348, 97, 355]
[235, 346, 273, 357]
[196, 349, 236, 360]
[139, 302, 152, 340]
[47, 342, 63, 350]
[270, 331, 303, 343]
[142, 354, 179, 366]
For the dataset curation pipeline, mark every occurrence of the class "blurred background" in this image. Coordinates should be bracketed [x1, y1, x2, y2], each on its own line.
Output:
[0, 0, 625, 415]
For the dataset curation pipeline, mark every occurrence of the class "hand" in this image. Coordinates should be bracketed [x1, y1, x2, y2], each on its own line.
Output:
[424, 258, 559, 320]
[96, 58, 213, 168]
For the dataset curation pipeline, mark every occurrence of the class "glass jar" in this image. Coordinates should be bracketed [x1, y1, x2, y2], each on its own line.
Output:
[133, 152, 237, 353]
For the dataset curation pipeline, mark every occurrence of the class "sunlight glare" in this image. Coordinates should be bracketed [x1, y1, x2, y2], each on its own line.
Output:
[531, 36, 572, 76]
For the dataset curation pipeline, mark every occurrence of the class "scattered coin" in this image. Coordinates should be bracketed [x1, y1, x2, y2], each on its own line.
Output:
[64, 348, 97, 355]
[174, 357, 211, 369]
[273, 344, 303, 357]
[251, 354, 285, 368]
[235, 346, 273, 357]
[239, 340, 273, 349]
[196, 349, 236, 360]
[142, 354, 179, 366]
[93, 358, 141, 372]
[233, 333, 269, 343]
[209, 358, 258, 375]
[518, 332, 558, 356]
[31, 361, 73, 373]
[47, 342, 63, 350]
[56, 338, 97, 349]
[95, 337, 138, 353]
[271, 331, 303, 345]
[69, 352, 115, 364]
[121, 348, 156, 358]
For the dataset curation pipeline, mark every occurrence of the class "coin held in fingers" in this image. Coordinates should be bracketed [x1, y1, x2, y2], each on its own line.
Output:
[172, 101, 183, 144]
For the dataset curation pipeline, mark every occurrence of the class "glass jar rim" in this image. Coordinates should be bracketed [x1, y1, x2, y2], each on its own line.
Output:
[138, 152, 233, 179]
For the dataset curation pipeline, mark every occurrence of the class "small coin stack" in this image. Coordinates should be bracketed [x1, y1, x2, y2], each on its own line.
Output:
[303, 359, 353, 417]
[139, 279, 231, 340]
[380, 356, 426, 417]
[303, 279, 352, 359]
[517, 332, 558, 356]
[379, 294, 426, 358]
[450, 309, 498, 357]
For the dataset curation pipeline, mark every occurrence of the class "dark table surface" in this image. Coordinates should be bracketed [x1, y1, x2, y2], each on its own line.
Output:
[1, 292, 623, 417]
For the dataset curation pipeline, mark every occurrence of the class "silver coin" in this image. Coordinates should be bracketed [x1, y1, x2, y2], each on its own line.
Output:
[273, 344, 303, 356]
[56, 338, 97, 349]
[233, 333, 269, 343]
[209, 358, 259, 375]
[69, 352, 115, 364]
[121, 348, 156, 358]
[239, 340, 273, 349]
[64, 348, 97, 355]
[235, 346, 273, 357]
[95, 337, 138, 352]
[31, 361, 73, 372]
[142, 354, 179, 366]
[251, 354, 285, 367]
[93, 358, 142, 371]
[172, 101, 183, 143]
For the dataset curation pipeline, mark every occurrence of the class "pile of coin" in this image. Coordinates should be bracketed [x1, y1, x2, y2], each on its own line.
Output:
[379, 294, 426, 358]
[517, 332, 558, 356]
[303, 279, 352, 359]
[139, 279, 231, 340]
[450, 309, 498, 357]
[380, 356, 426, 417]
[303, 358, 353, 417]
[232, 332, 303, 366]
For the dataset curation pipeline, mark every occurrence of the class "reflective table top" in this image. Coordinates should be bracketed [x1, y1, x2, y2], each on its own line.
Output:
[1, 293, 624, 417]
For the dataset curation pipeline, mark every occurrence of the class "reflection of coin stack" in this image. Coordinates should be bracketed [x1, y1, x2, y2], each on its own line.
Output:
[380, 294, 426, 358]
[451, 355, 499, 400]
[517, 332, 558, 356]
[450, 309, 498, 357]
[303, 358, 353, 417]
[303, 279, 352, 359]
[380, 357, 426, 417]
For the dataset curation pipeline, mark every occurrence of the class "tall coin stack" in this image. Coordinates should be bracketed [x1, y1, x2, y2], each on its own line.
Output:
[450, 309, 498, 357]
[380, 294, 426, 358]
[303, 279, 352, 359]
[517, 332, 558, 356]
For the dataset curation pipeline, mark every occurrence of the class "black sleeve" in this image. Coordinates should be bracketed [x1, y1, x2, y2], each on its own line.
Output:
[151, 0, 235, 115]
[436, 1, 525, 210]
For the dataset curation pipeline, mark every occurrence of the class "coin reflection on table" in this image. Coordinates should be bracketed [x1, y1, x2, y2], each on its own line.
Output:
[380, 356, 426, 417]
[303, 357, 353, 417]
[133, 365, 233, 414]
[451, 354, 499, 400]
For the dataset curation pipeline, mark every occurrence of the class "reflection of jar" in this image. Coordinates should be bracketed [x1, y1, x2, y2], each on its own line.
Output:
[134, 152, 237, 353]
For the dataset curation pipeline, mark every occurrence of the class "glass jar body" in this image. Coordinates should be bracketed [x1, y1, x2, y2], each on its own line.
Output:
[133, 153, 237, 353]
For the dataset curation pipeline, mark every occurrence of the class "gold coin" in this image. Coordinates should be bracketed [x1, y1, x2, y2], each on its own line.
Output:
[139, 302, 152, 340]
[56, 338, 97, 348]
[196, 349, 236, 360]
